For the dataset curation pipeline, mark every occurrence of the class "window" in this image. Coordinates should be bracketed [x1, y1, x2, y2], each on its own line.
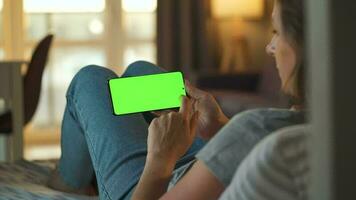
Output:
[24, 0, 105, 41]
[122, 0, 157, 12]
[2, 0, 157, 159]
[24, 0, 105, 13]
[20, 0, 157, 128]
[122, 0, 157, 67]
[24, 0, 107, 127]
[0, 0, 3, 58]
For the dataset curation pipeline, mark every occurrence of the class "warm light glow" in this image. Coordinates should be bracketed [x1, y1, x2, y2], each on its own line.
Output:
[88, 18, 104, 35]
[212, 0, 264, 19]
[122, 0, 157, 13]
[24, 0, 105, 13]
[0, 0, 3, 11]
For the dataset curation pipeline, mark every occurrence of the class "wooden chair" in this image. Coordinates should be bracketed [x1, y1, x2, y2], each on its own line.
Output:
[0, 34, 54, 161]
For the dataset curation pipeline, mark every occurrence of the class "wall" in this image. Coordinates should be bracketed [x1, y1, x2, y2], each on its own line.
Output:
[308, 0, 356, 199]
[213, 0, 273, 72]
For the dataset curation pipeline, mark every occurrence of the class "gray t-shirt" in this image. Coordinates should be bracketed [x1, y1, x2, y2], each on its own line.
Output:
[169, 108, 305, 189]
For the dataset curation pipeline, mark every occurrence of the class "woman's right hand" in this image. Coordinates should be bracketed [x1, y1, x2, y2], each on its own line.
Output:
[133, 97, 198, 200]
[184, 81, 229, 140]
[147, 96, 199, 165]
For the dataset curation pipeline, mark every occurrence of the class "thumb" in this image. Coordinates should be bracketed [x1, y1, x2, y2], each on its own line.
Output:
[185, 80, 204, 99]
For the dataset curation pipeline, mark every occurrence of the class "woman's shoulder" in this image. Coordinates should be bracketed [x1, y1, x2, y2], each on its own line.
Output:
[230, 108, 305, 130]
[233, 107, 304, 120]
[209, 107, 305, 146]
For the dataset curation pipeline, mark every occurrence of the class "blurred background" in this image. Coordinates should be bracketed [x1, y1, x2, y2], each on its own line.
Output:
[0, 0, 286, 161]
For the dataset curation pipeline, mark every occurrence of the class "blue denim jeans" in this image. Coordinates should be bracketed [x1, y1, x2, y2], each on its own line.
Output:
[58, 61, 206, 200]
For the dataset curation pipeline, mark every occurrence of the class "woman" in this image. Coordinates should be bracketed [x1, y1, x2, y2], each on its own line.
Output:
[49, 0, 305, 199]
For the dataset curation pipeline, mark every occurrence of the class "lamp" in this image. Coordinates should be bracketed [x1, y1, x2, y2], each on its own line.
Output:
[211, 0, 264, 73]
[211, 0, 264, 19]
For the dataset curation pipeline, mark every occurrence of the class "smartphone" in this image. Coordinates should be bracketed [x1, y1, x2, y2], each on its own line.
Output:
[108, 72, 186, 115]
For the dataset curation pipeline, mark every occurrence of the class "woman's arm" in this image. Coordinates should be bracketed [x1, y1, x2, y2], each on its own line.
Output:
[161, 160, 224, 200]
[132, 156, 176, 200]
[132, 158, 224, 200]
[132, 96, 199, 200]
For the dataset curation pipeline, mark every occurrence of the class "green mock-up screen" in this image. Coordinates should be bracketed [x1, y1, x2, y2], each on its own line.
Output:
[108, 72, 186, 115]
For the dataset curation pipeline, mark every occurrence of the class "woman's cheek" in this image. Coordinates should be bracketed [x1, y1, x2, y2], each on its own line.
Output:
[278, 42, 296, 84]
[275, 43, 286, 82]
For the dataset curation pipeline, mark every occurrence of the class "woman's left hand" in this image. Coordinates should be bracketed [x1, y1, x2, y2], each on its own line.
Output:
[152, 81, 229, 140]
[147, 96, 199, 165]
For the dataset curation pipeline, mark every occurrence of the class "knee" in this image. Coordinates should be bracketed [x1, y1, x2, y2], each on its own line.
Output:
[124, 60, 165, 77]
[77, 65, 108, 78]
[126, 60, 156, 72]
[74, 65, 115, 83]
[67, 65, 116, 95]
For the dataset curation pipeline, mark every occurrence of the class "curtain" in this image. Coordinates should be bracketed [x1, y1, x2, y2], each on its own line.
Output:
[157, 0, 218, 80]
